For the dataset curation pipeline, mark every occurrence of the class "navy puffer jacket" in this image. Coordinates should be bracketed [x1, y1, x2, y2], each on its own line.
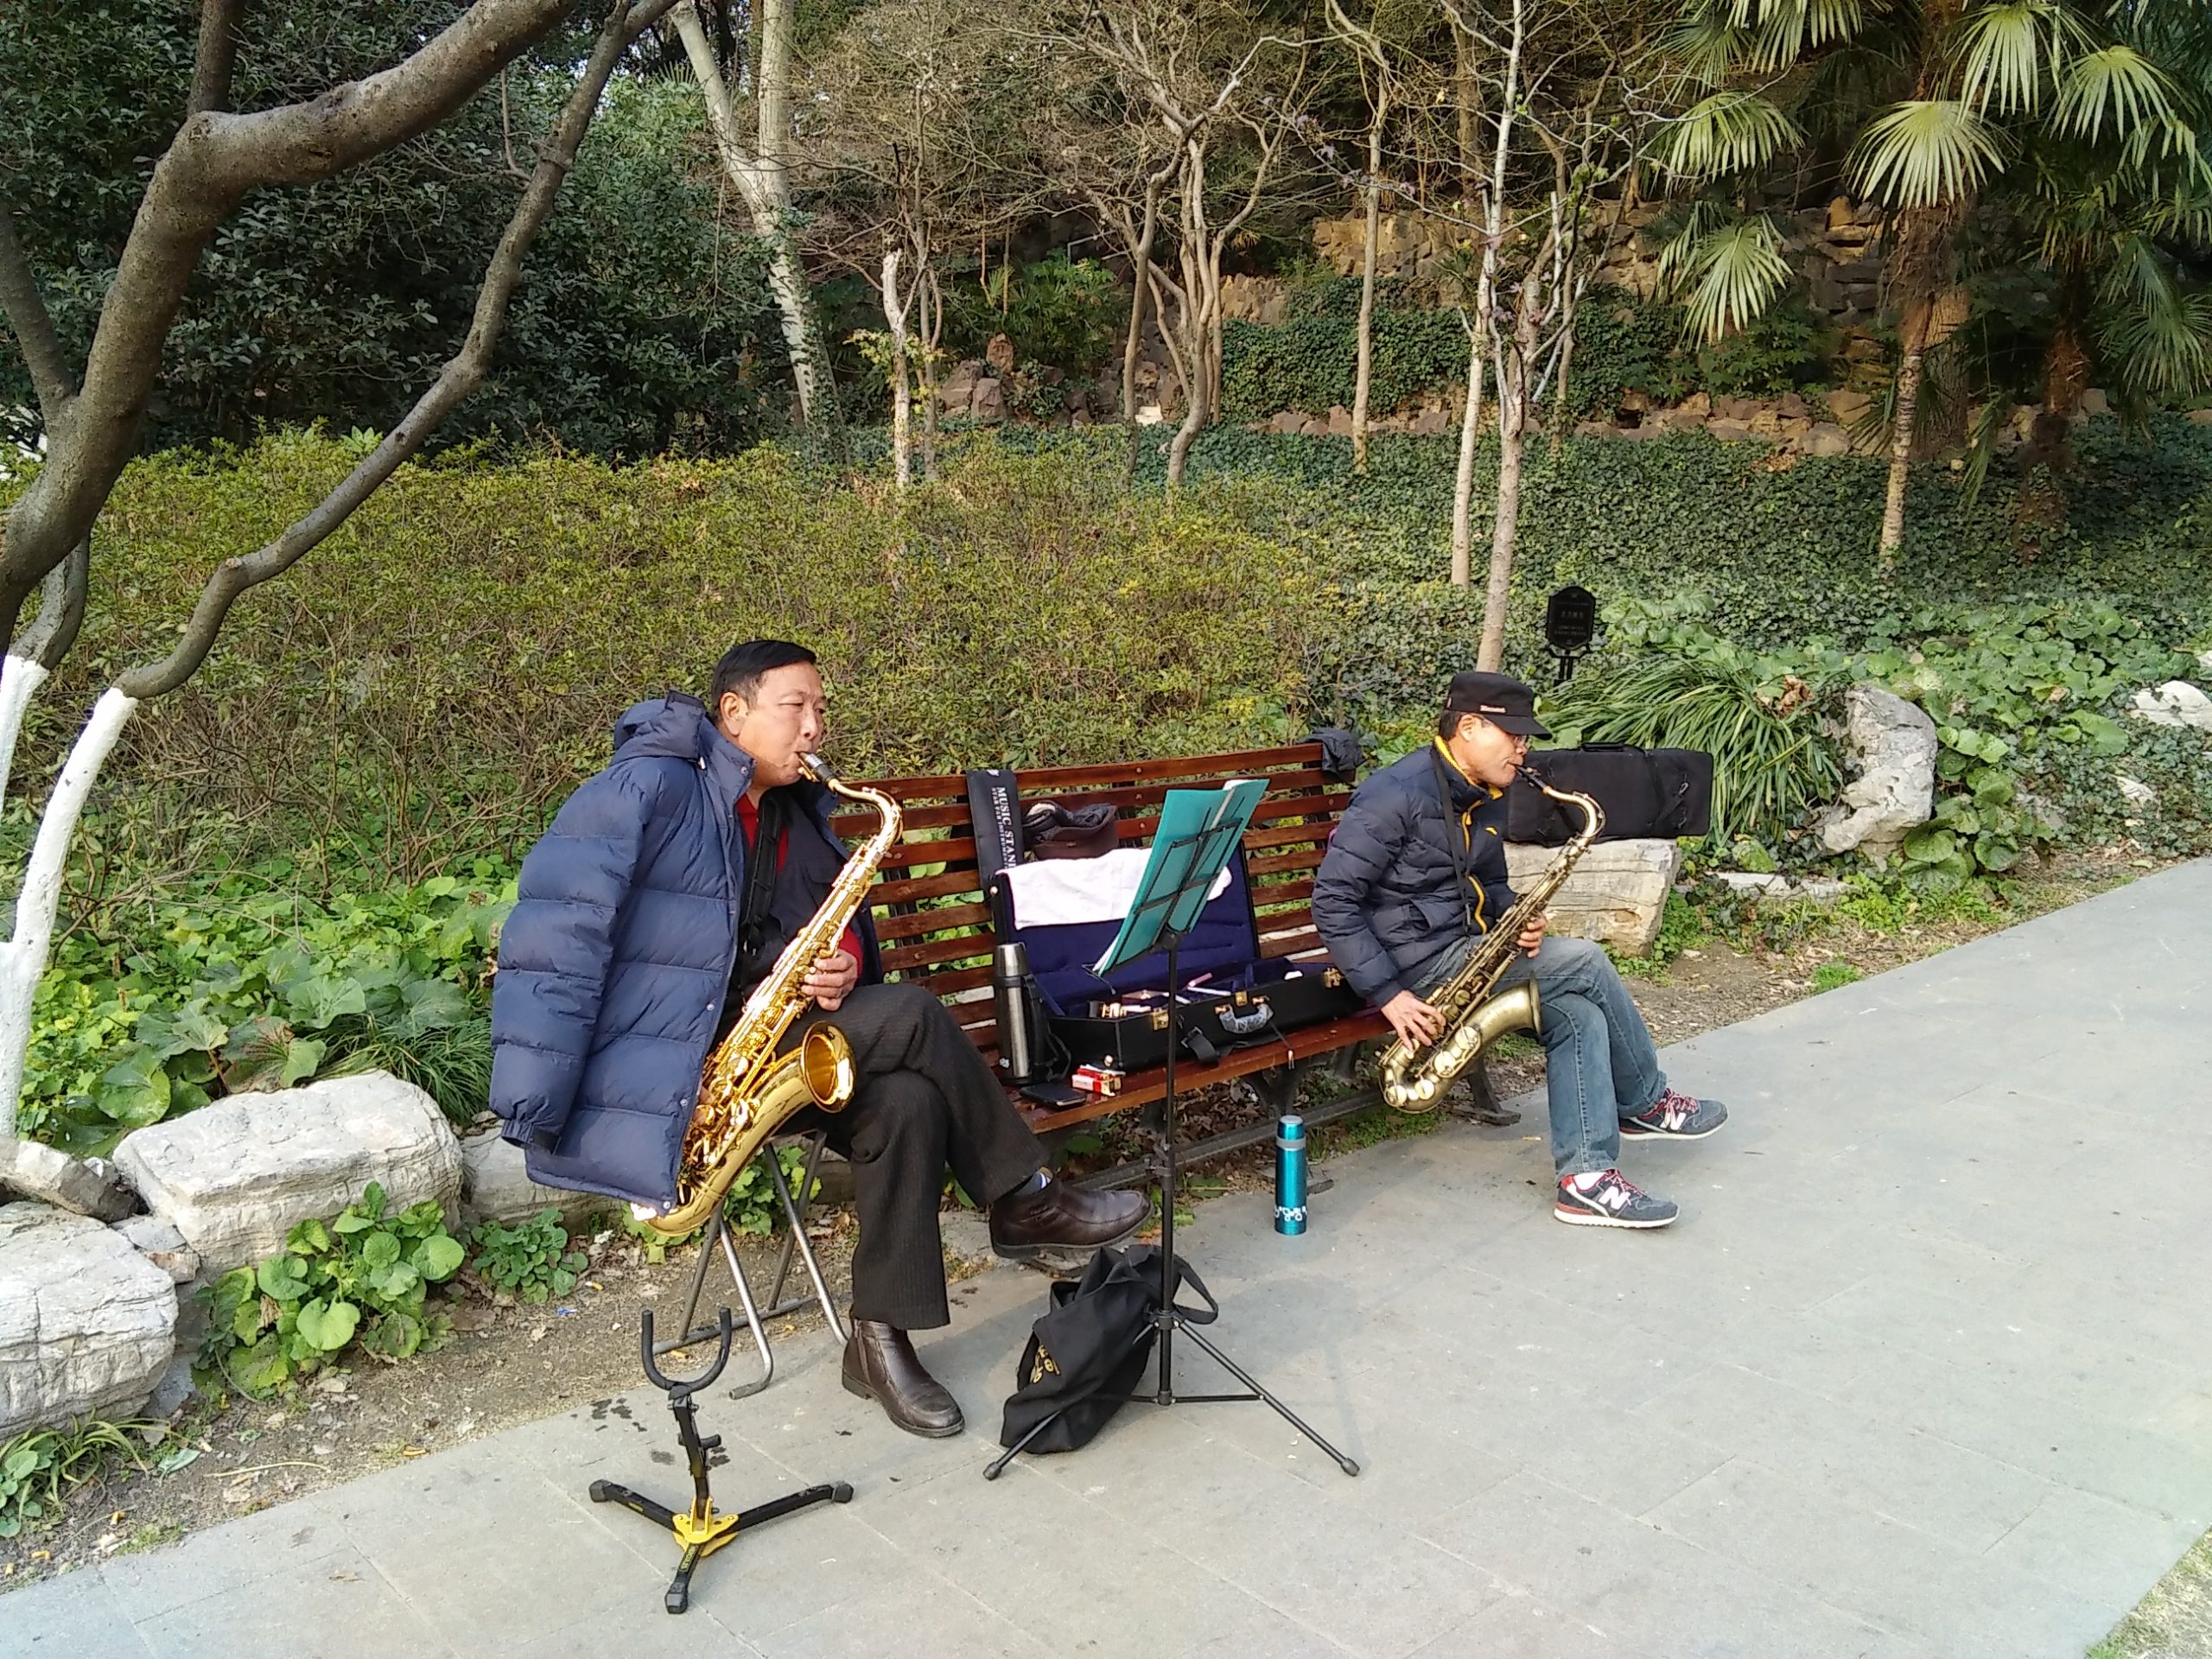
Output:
[1311, 744, 1516, 1005]
[488, 696, 881, 1209]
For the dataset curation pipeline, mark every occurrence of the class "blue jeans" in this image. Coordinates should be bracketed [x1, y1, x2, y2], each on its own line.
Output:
[1409, 933, 1667, 1178]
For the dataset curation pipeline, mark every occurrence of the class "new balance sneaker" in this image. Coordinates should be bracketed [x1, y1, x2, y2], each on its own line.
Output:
[1621, 1087, 1729, 1141]
[1554, 1169, 1679, 1229]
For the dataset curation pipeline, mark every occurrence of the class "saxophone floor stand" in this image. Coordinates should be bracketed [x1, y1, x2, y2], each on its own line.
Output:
[591, 1307, 853, 1614]
[988, 920, 1360, 1480]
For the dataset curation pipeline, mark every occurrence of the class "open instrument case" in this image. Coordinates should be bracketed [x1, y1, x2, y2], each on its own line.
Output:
[990, 853, 1363, 1077]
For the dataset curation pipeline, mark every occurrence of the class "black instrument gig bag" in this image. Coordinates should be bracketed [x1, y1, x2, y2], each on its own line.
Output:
[999, 1244, 1216, 1454]
[1507, 745, 1714, 846]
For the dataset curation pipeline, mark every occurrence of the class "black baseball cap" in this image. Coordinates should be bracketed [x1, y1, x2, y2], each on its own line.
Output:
[1444, 671, 1551, 739]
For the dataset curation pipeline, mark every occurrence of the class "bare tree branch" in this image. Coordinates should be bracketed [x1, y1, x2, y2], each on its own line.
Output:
[189, 0, 248, 116]
[116, 0, 677, 701]
[0, 0, 583, 614]
[0, 209, 75, 424]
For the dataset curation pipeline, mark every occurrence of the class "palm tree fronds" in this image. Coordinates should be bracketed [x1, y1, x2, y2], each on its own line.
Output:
[1849, 99, 2007, 206]
[2094, 233, 2212, 398]
[1955, 0, 2090, 118]
[1656, 90, 1806, 181]
[1676, 214, 1796, 339]
[2051, 46, 2178, 146]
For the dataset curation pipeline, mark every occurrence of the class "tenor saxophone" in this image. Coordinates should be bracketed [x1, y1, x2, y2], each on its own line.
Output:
[1378, 767, 1605, 1113]
[638, 753, 903, 1239]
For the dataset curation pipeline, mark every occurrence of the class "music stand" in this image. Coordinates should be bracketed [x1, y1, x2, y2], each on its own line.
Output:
[985, 788, 1360, 1479]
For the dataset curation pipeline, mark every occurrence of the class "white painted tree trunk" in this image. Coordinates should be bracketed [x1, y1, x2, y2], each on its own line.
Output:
[1450, 327, 1484, 586]
[0, 688, 137, 1137]
[0, 655, 51, 812]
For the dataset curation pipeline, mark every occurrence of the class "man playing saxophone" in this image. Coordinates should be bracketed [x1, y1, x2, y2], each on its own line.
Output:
[1312, 671, 1727, 1229]
[491, 640, 1145, 1438]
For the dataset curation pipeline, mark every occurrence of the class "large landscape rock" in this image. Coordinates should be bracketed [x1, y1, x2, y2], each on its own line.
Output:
[1504, 837, 1681, 957]
[0, 1137, 137, 1221]
[2130, 680, 2212, 733]
[114, 1073, 461, 1278]
[1819, 685, 1938, 856]
[0, 1201, 177, 1439]
[460, 1132, 599, 1227]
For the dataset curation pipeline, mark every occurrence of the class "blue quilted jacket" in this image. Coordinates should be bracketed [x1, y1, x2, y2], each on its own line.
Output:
[1311, 743, 1517, 1005]
[488, 696, 880, 1208]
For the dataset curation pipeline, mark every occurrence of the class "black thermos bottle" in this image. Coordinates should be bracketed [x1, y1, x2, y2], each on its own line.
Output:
[993, 941, 1043, 1084]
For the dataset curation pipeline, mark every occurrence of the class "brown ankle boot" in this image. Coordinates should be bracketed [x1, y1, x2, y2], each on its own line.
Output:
[841, 1319, 963, 1439]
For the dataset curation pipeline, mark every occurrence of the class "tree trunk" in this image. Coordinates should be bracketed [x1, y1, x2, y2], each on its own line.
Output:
[1450, 326, 1484, 586]
[672, 1, 839, 446]
[1119, 183, 1162, 485]
[1351, 107, 1383, 474]
[0, 690, 136, 1135]
[1479, 363, 1525, 670]
[883, 249, 912, 490]
[1879, 302, 1931, 569]
[917, 268, 942, 482]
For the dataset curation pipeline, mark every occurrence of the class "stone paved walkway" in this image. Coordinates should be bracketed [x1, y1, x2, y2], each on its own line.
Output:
[6, 859, 2209, 1659]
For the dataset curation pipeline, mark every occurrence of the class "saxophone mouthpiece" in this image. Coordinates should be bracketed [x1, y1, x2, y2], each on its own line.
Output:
[799, 752, 830, 784]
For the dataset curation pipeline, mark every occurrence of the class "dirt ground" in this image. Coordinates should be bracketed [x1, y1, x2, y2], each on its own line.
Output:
[0, 850, 2173, 1592]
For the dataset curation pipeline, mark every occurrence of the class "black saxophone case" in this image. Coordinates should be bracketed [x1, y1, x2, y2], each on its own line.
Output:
[1507, 744, 1714, 846]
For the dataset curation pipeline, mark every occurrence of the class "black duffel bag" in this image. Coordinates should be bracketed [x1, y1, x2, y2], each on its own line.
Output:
[998, 1244, 1216, 1455]
[1508, 744, 1714, 846]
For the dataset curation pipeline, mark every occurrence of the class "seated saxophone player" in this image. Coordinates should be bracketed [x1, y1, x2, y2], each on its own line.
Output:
[489, 639, 1146, 1438]
[1311, 671, 1728, 1230]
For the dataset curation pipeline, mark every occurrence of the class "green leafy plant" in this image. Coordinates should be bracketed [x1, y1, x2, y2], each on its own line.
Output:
[468, 1208, 588, 1304]
[16, 864, 512, 1154]
[195, 1181, 467, 1397]
[0, 1417, 152, 1537]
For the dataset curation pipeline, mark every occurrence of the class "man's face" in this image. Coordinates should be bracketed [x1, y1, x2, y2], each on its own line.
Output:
[1452, 714, 1529, 790]
[718, 663, 827, 790]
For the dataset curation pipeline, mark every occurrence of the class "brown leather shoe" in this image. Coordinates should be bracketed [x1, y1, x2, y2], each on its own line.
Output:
[841, 1319, 963, 1439]
[988, 1176, 1147, 1260]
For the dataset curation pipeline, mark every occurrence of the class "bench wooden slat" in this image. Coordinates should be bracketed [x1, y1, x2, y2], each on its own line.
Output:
[874, 899, 993, 942]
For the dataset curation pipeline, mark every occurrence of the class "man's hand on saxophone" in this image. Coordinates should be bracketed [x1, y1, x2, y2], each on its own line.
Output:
[800, 947, 860, 1012]
[1516, 912, 1548, 957]
[1379, 988, 1444, 1048]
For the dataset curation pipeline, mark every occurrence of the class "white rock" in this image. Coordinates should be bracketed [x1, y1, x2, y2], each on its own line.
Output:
[2196, 649, 2212, 675]
[112, 1214, 200, 1284]
[1504, 838, 1681, 957]
[0, 1138, 137, 1221]
[1819, 685, 1938, 856]
[0, 1201, 178, 1439]
[115, 1073, 461, 1279]
[2116, 773, 2158, 805]
[1711, 871, 1788, 896]
[460, 1132, 598, 1228]
[2129, 681, 2212, 733]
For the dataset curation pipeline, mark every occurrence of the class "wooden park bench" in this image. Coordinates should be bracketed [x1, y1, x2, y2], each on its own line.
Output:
[834, 741, 1403, 1178]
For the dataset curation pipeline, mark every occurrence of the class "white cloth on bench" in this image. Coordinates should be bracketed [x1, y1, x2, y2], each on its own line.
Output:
[1000, 847, 1233, 928]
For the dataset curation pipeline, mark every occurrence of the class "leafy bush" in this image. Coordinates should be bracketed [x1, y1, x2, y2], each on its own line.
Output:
[196, 1181, 467, 1398]
[469, 1208, 588, 1304]
[17, 864, 511, 1154]
[1222, 307, 1468, 419]
[0, 1418, 149, 1537]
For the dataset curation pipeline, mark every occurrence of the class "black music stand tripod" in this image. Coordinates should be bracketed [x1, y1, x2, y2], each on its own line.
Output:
[986, 810, 1359, 1480]
[590, 1306, 852, 1613]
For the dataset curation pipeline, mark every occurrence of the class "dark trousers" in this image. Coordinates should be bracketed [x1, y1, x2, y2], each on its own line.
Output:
[789, 982, 1044, 1331]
